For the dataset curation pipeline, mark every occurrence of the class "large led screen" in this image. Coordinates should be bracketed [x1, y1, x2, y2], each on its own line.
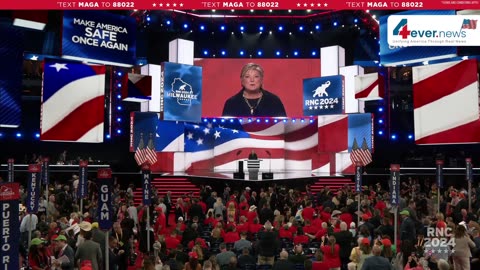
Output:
[195, 58, 321, 117]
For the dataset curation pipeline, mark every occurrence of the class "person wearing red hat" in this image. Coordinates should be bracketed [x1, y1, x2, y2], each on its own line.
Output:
[356, 238, 373, 270]
[185, 251, 201, 270]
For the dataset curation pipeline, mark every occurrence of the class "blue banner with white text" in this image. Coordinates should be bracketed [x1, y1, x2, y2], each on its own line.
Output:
[355, 165, 362, 193]
[97, 169, 112, 230]
[466, 158, 473, 182]
[42, 158, 49, 187]
[26, 164, 41, 213]
[7, 159, 14, 182]
[62, 10, 136, 67]
[162, 62, 203, 122]
[436, 160, 444, 188]
[303, 75, 344, 116]
[390, 164, 400, 206]
[78, 160, 88, 199]
[0, 183, 20, 270]
[142, 166, 151, 206]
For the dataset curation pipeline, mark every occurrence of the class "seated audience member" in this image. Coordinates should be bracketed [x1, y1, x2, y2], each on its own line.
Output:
[288, 244, 308, 264]
[361, 245, 393, 270]
[293, 227, 309, 246]
[312, 250, 329, 270]
[272, 250, 295, 270]
[215, 243, 236, 268]
[237, 247, 256, 269]
[233, 232, 252, 253]
[223, 225, 240, 244]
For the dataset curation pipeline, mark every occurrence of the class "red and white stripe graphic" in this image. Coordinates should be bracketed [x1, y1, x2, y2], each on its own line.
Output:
[355, 73, 384, 100]
[413, 59, 480, 144]
[41, 60, 105, 142]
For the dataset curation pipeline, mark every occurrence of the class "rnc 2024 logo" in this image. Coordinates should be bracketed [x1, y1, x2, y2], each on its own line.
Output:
[167, 78, 198, 106]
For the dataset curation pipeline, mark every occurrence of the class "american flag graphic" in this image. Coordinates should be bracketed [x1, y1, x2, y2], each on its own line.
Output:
[147, 118, 321, 173]
[131, 112, 372, 175]
[350, 138, 372, 166]
[461, 19, 477, 29]
[413, 59, 480, 144]
[134, 134, 147, 166]
[144, 134, 158, 165]
[355, 73, 384, 101]
[41, 59, 105, 142]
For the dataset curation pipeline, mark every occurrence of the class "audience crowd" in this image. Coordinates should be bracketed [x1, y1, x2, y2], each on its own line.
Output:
[14, 174, 480, 270]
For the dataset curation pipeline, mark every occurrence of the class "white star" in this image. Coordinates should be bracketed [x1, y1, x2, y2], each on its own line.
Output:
[324, 3, 328, 6]
[152, 3, 156, 6]
[203, 128, 210, 135]
[297, 3, 301, 6]
[314, 106, 318, 109]
[330, 105, 334, 108]
[214, 130, 221, 139]
[166, 3, 170, 7]
[232, 129, 239, 133]
[218, 125, 225, 129]
[320, 105, 323, 109]
[309, 106, 313, 110]
[187, 132, 193, 140]
[30, 55, 38, 61]
[179, 3, 183, 7]
[49, 63, 68, 72]
[317, 3, 321, 7]
[196, 138, 203, 145]
[303, 3, 308, 7]
[193, 125, 200, 129]
[159, 3, 163, 6]
[173, 3, 177, 6]
[207, 122, 213, 129]
[310, 3, 314, 7]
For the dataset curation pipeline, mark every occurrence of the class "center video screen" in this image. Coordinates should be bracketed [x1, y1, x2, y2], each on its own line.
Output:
[194, 58, 321, 117]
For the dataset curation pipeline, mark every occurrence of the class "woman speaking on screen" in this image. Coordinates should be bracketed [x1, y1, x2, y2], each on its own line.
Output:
[222, 63, 287, 117]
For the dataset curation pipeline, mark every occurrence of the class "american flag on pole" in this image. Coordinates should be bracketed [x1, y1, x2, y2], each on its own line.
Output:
[413, 59, 480, 144]
[134, 134, 147, 166]
[41, 59, 105, 142]
[144, 133, 158, 165]
[461, 19, 477, 29]
[350, 138, 372, 166]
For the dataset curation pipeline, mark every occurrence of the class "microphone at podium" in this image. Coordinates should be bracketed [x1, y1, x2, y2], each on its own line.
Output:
[248, 150, 258, 160]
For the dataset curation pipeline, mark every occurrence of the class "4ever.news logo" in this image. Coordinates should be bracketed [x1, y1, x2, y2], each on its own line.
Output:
[388, 15, 480, 46]
[392, 18, 469, 39]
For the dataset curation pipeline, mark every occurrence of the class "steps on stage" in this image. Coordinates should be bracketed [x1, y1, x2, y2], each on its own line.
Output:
[133, 177, 200, 207]
[309, 178, 354, 193]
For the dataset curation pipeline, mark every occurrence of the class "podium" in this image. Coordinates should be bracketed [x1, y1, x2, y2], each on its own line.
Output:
[246, 159, 261, 180]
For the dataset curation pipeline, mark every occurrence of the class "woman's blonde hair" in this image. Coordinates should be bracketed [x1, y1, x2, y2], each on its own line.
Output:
[240, 63, 264, 78]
